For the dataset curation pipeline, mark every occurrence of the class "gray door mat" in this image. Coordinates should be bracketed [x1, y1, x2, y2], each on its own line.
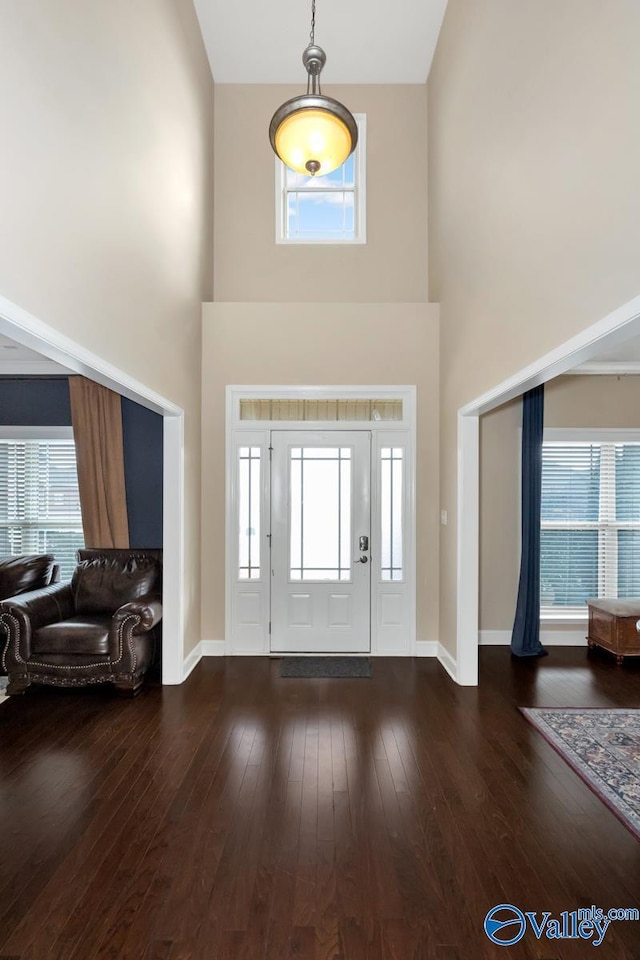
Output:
[279, 657, 371, 678]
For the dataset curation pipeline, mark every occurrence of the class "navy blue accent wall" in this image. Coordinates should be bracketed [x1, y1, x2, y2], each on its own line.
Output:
[121, 398, 163, 548]
[0, 377, 71, 425]
[0, 378, 163, 548]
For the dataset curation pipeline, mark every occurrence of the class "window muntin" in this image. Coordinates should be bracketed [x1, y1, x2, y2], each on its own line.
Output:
[238, 446, 261, 580]
[276, 115, 366, 244]
[540, 440, 640, 612]
[0, 438, 84, 580]
[289, 447, 351, 581]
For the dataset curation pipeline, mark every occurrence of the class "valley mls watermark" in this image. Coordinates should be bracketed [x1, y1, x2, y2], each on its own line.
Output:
[483, 903, 639, 948]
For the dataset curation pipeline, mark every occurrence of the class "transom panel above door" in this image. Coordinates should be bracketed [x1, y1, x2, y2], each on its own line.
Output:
[270, 431, 371, 653]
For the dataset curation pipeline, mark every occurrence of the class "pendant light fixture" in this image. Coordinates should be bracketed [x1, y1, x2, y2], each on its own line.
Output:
[269, 0, 358, 177]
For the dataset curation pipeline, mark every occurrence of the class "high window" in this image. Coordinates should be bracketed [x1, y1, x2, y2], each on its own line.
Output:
[275, 114, 366, 244]
[540, 432, 640, 615]
[0, 429, 84, 580]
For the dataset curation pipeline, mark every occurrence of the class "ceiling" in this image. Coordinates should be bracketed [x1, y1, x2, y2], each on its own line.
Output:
[0, 332, 46, 363]
[193, 0, 449, 84]
[587, 334, 640, 364]
[0, 332, 71, 373]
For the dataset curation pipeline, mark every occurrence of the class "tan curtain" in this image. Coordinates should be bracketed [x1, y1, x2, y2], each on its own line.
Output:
[69, 376, 130, 548]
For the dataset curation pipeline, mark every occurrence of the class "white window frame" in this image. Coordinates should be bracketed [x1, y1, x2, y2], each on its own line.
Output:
[541, 427, 640, 619]
[0, 425, 84, 577]
[275, 114, 367, 245]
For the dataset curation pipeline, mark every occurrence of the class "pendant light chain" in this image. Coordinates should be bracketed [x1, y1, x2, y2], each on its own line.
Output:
[309, 0, 316, 46]
[306, 0, 319, 95]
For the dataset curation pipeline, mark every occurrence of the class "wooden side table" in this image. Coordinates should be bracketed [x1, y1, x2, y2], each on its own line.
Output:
[586, 599, 640, 664]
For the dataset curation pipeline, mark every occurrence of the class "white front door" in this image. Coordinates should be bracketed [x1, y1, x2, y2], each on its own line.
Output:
[270, 430, 371, 653]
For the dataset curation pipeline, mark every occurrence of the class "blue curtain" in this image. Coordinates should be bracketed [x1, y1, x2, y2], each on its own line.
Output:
[511, 385, 548, 658]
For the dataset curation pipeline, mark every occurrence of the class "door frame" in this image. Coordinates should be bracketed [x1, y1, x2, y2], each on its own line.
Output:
[225, 385, 417, 656]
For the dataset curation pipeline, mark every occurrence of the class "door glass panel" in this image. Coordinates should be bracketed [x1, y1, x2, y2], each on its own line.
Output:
[381, 447, 403, 581]
[238, 446, 261, 580]
[289, 447, 351, 580]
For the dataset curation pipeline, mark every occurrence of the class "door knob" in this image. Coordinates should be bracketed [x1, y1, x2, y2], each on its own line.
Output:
[355, 556, 368, 564]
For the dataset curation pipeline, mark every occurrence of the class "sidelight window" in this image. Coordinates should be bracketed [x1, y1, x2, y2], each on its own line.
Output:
[380, 447, 403, 581]
[238, 446, 261, 580]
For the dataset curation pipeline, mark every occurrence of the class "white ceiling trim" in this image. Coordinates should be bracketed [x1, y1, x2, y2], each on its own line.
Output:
[193, 0, 449, 84]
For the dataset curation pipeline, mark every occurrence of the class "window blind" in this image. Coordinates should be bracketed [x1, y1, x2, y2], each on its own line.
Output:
[0, 439, 84, 581]
[239, 398, 403, 422]
[541, 441, 640, 611]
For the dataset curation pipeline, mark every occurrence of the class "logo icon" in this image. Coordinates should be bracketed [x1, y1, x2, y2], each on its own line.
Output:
[484, 904, 527, 946]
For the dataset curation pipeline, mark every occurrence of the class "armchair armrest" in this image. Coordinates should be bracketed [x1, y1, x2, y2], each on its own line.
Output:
[112, 594, 163, 634]
[1, 581, 75, 630]
[0, 582, 75, 666]
[108, 593, 162, 670]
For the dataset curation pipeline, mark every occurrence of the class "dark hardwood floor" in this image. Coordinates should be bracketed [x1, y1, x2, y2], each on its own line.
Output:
[1, 648, 640, 959]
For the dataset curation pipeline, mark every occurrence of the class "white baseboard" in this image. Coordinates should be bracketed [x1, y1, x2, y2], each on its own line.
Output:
[479, 629, 588, 647]
[182, 639, 226, 681]
[437, 643, 458, 681]
[182, 642, 202, 680]
[541, 630, 588, 646]
[202, 640, 226, 656]
[415, 641, 438, 657]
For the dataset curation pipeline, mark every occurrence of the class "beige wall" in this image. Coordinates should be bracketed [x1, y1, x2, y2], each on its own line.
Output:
[201, 302, 440, 647]
[480, 396, 521, 631]
[428, 0, 640, 656]
[0, 0, 215, 657]
[213, 84, 428, 303]
[480, 376, 640, 630]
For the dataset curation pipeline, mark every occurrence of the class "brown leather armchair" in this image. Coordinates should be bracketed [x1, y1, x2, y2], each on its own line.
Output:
[0, 554, 60, 600]
[0, 548, 162, 696]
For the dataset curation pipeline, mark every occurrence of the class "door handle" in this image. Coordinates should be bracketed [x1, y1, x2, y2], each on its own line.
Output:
[355, 556, 368, 564]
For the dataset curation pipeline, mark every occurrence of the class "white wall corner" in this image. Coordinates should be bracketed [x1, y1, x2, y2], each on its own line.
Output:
[182, 641, 202, 681]
[202, 640, 227, 656]
[437, 643, 458, 681]
[415, 640, 439, 657]
[456, 412, 480, 685]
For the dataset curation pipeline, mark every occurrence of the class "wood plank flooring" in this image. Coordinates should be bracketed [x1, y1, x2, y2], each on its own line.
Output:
[1, 648, 639, 959]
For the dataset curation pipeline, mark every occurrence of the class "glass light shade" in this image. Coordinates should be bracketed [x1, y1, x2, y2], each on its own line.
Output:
[274, 108, 351, 176]
[271, 102, 357, 176]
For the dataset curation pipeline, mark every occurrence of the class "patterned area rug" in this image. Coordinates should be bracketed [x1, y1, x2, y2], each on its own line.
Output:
[521, 708, 640, 841]
[0, 676, 7, 702]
